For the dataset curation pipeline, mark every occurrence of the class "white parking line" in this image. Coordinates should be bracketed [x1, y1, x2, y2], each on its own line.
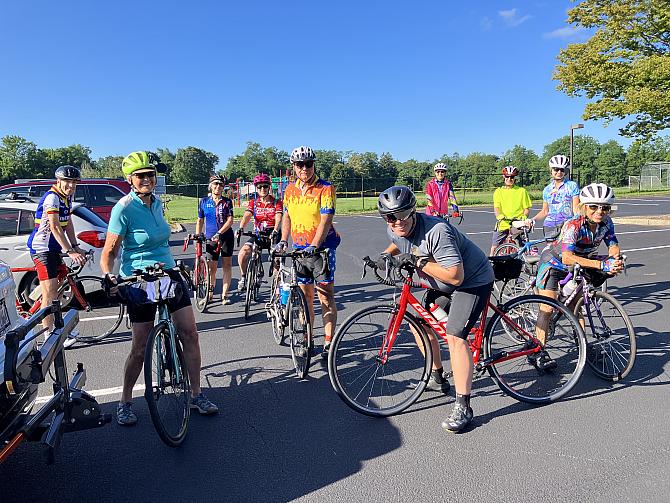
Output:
[36, 384, 145, 404]
[617, 229, 670, 235]
[622, 244, 670, 253]
[615, 202, 660, 206]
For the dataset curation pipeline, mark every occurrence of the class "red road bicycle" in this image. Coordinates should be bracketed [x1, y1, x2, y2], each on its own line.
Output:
[328, 255, 586, 417]
[11, 251, 124, 346]
[183, 233, 220, 313]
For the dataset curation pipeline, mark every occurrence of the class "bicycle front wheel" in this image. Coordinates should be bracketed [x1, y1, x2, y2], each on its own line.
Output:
[288, 287, 312, 379]
[484, 295, 586, 404]
[193, 256, 210, 313]
[244, 256, 257, 320]
[63, 276, 125, 344]
[144, 321, 191, 447]
[269, 273, 285, 345]
[328, 305, 432, 417]
[574, 290, 636, 381]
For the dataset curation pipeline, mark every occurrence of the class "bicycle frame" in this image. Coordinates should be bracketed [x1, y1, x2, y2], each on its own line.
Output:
[380, 279, 541, 368]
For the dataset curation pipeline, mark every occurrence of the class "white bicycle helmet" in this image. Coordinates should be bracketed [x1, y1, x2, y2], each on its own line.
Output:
[580, 183, 615, 205]
[434, 162, 448, 172]
[290, 146, 316, 162]
[549, 154, 570, 170]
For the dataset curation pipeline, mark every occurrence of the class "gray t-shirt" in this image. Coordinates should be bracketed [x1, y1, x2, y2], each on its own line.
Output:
[388, 213, 494, 292]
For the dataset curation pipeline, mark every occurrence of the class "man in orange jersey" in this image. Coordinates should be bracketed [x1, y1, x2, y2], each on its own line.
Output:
[275, 146, 341, 358]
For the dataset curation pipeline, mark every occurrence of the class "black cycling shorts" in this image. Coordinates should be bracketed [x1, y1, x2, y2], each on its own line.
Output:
[207, 229, 234, 260]
[125, 276, 192, 324]
[423, 282, 493, 339]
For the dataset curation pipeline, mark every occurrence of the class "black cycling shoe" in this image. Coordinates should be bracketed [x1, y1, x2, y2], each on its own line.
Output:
[426, 369, 451, 393]
[441, 403, 473, 433]
[321, 342, 331, 359]
[527, 350, 558, 371]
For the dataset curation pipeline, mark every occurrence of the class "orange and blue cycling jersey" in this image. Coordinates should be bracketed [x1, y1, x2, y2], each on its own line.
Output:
[27, 185, 72, 254]
[283, 177, 341, 249]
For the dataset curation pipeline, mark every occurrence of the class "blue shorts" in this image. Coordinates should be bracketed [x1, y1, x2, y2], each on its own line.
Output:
[297, 248, 336, 285]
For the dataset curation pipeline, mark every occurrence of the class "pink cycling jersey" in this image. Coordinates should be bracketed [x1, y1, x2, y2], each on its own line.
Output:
[425, 178, 456, 215]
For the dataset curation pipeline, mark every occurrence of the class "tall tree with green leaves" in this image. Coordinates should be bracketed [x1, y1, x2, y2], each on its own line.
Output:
[171, 147, 219, 185]
[0, 135, 46, 182]
[41, 144, 92, 171]
[85, 155, 125, 178]
[554, 0, 670, 139]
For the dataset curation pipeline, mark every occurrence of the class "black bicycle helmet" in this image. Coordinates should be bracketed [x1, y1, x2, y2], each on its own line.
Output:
[378, 185, 416, 216]
[54, 165, 81, 181]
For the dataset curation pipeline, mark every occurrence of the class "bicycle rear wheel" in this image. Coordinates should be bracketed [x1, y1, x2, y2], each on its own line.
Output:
[244, 255, 257, 320]
[493, 243, 536, 303]
[193, 256, 210, 313]
[574, 290, 636, 381]
[328, 305, 432, 417]
[62, 276, 125, 344]
[144, 321, 191, 447]
[288, 287, 312, 379]
[484, 295, 586, 404]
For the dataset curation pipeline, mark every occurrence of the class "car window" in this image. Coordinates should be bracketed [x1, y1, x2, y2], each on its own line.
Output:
[0, 208, 20, 236]
[0, 187, 30, 197]
[27, 185, 51, 198]
[89, 185, 125, 206]
[18, 210, 35, 235]
[73, 206, 107, 228]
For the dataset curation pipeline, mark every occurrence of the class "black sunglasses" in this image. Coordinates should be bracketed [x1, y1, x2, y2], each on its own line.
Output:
[133, 172, 156, 180]
[587, 204, 611, 212]
[504, 175, 516, 179]
[552, 168, 566, 172]
[294, 160, 315, 169]
[256, 184, 270, 189]
[382, 208, 415, 223]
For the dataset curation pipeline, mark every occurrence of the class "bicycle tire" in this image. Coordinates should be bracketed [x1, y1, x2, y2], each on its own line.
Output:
[61, 276, 125, 344]
[144, 321, 191, 447]
[244, 254, 257, 319]
[574, 290, 636, 381]
[252, 252, 262, 302]
[484, 295, 586, 404]
[193, 256, 210, 313]
[493, 242, 536, 303]
[269, 273, 285, 345]
[328, 305, 432, 417]
[288, 287, 312, 379]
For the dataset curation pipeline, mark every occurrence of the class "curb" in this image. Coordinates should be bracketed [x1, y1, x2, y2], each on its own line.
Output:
[612, 216, 670, 226]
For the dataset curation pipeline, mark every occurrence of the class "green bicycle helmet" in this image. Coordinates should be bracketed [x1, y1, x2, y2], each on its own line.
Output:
[122, 151, 155, 176]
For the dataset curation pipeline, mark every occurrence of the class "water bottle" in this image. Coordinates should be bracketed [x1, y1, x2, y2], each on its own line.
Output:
[429, 303, 448, 324]
[279, 283, 290, 305]
[562, 278, 577, 297]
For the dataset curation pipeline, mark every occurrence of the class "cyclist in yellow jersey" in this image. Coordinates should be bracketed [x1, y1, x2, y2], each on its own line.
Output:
[490, 166, 532, 255]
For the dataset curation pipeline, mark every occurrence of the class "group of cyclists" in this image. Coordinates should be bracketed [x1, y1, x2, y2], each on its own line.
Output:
[23, 146, 623, 434]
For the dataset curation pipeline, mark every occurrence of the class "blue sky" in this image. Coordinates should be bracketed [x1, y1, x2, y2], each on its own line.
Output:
[1, 1, 630, 166]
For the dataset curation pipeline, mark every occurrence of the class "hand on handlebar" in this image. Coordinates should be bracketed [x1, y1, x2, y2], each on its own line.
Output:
[103, 273, 119, 295]
[68, 249, 87, 266]
[601, 256, 624, 274]
[302, 245, 317, 257]
[274, 240, 288, 253]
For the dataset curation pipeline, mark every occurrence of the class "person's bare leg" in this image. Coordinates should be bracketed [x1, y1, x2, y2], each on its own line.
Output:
[121, 322, 153, 402]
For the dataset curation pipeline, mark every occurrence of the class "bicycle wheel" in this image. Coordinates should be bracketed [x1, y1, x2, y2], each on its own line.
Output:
[144, 321, 191, 447]
[244, 255, 257, 320]
[288, 287, 312, 379]
[493, 243, 535, 303]
[193, 256, 209, 313]
[268, 273, 285, 345]
[61, 276, 125, 344]
[252, 254, 262, 302]
[574, 290, 636, 381]
[328, 305, 432, 417]
[484, 295, 586, 404]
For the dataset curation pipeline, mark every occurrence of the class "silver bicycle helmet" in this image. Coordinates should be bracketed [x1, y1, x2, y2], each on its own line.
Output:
[290, 146, 316, 162]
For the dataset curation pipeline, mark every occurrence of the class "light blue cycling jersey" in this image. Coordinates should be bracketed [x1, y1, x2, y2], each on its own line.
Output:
[107, 192, 175, 276]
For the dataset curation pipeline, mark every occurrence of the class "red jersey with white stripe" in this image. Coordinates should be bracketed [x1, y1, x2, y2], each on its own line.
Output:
[246, 196, 283, 232]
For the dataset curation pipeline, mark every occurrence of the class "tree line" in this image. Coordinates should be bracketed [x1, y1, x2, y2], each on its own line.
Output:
[1, 134, 669, 192]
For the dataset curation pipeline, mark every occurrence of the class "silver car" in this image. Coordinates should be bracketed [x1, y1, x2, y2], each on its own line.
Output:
[0, 198, 113, 301]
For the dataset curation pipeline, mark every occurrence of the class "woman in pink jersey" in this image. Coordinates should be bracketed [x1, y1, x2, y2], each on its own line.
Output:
[425, 162, 459, 217]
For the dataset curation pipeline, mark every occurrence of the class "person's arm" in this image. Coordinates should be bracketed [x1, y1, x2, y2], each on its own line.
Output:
[311, 213, 333, 248]
[448, 181, 458, 205]
[425, 182, 434, 211]
[420, 261, 464, 287]
[608, 243, 621, 257]
[219, 214, 234, 235]
[64, 219, 84, 254]
[532, 201, 549, 222]
[101, 232, 123, 275]
[280, 211, 291, 243]
[572, 195, 580, 215]
[383, 243, 400, 255]
[273, 211, 282, 232]
[195, 217, 204, 235]
[47, 212, 85, 264]
[561, 249, 606, 270]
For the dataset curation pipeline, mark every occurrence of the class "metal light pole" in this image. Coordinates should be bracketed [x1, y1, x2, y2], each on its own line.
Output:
[570, 123, 584, 180]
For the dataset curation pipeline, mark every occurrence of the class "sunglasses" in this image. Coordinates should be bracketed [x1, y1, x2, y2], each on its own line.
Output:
[383, 209, 415, 224]
[211, 181, 224, 186]
[294, 160, 315, 169]
[504, 176, 516, 180]
[256, 184, 270, 189]
[133, 172, 156, 180]
[552, 168, 566, 172]
[587, 204, 611, 212]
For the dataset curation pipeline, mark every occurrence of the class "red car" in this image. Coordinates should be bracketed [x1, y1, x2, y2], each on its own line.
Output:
[0, 179, 130, 222]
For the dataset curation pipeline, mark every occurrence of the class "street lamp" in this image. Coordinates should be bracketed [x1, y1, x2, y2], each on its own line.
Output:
[570, 123, 584, 173]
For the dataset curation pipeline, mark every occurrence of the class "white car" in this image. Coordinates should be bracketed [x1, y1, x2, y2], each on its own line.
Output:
[0, 197, 111, 302]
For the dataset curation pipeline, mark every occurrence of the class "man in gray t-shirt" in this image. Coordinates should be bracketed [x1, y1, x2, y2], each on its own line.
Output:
[376, 186, 494, 434]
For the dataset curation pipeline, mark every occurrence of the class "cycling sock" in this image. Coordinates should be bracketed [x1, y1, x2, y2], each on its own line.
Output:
[456, 393, 471, 409]
[431, 368, 444, 380]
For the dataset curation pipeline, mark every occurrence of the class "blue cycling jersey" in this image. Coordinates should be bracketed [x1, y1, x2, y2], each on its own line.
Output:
[27, 185, 72, 254]
[107, 192, 175, 276]
[197, 196, 234, 239]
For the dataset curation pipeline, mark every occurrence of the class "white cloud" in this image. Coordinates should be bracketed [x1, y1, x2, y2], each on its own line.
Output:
[498, 8, 532, 27]
[480, 16, 493, 31]
[544, 26, 589, 40]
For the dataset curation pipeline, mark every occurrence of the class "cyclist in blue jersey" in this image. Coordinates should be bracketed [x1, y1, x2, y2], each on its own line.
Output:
[530, 155, 580, 236]
[101, 151, 218, 426]
[195, 174, 235, 305]
[27, 165, 87, 331]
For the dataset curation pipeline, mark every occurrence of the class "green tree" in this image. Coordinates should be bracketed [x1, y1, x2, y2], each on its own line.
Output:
[595, 140, 626, 186]
[626, 136, 670, 172]
[376, 152, 399, 191]
[458, 152, 499, 189]
[171, 147, 219, 185]
[500, 145, 542, 187]
[41, 144, 92, 172]
[0, 135, 45, 183]
[223, 142, 288, 181]
[315, 149, 345, 181]
[396, 159, 431, 190]
[85, 155, 124, 178]
[329, 163, 357, 192]
[554, 0, 670, 139]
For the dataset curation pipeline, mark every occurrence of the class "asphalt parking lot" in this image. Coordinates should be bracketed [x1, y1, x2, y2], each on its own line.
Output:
[2, 196, 670, 503]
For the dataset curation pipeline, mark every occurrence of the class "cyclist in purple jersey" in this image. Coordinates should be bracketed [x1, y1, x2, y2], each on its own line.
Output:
[530, 155, 580, 236]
